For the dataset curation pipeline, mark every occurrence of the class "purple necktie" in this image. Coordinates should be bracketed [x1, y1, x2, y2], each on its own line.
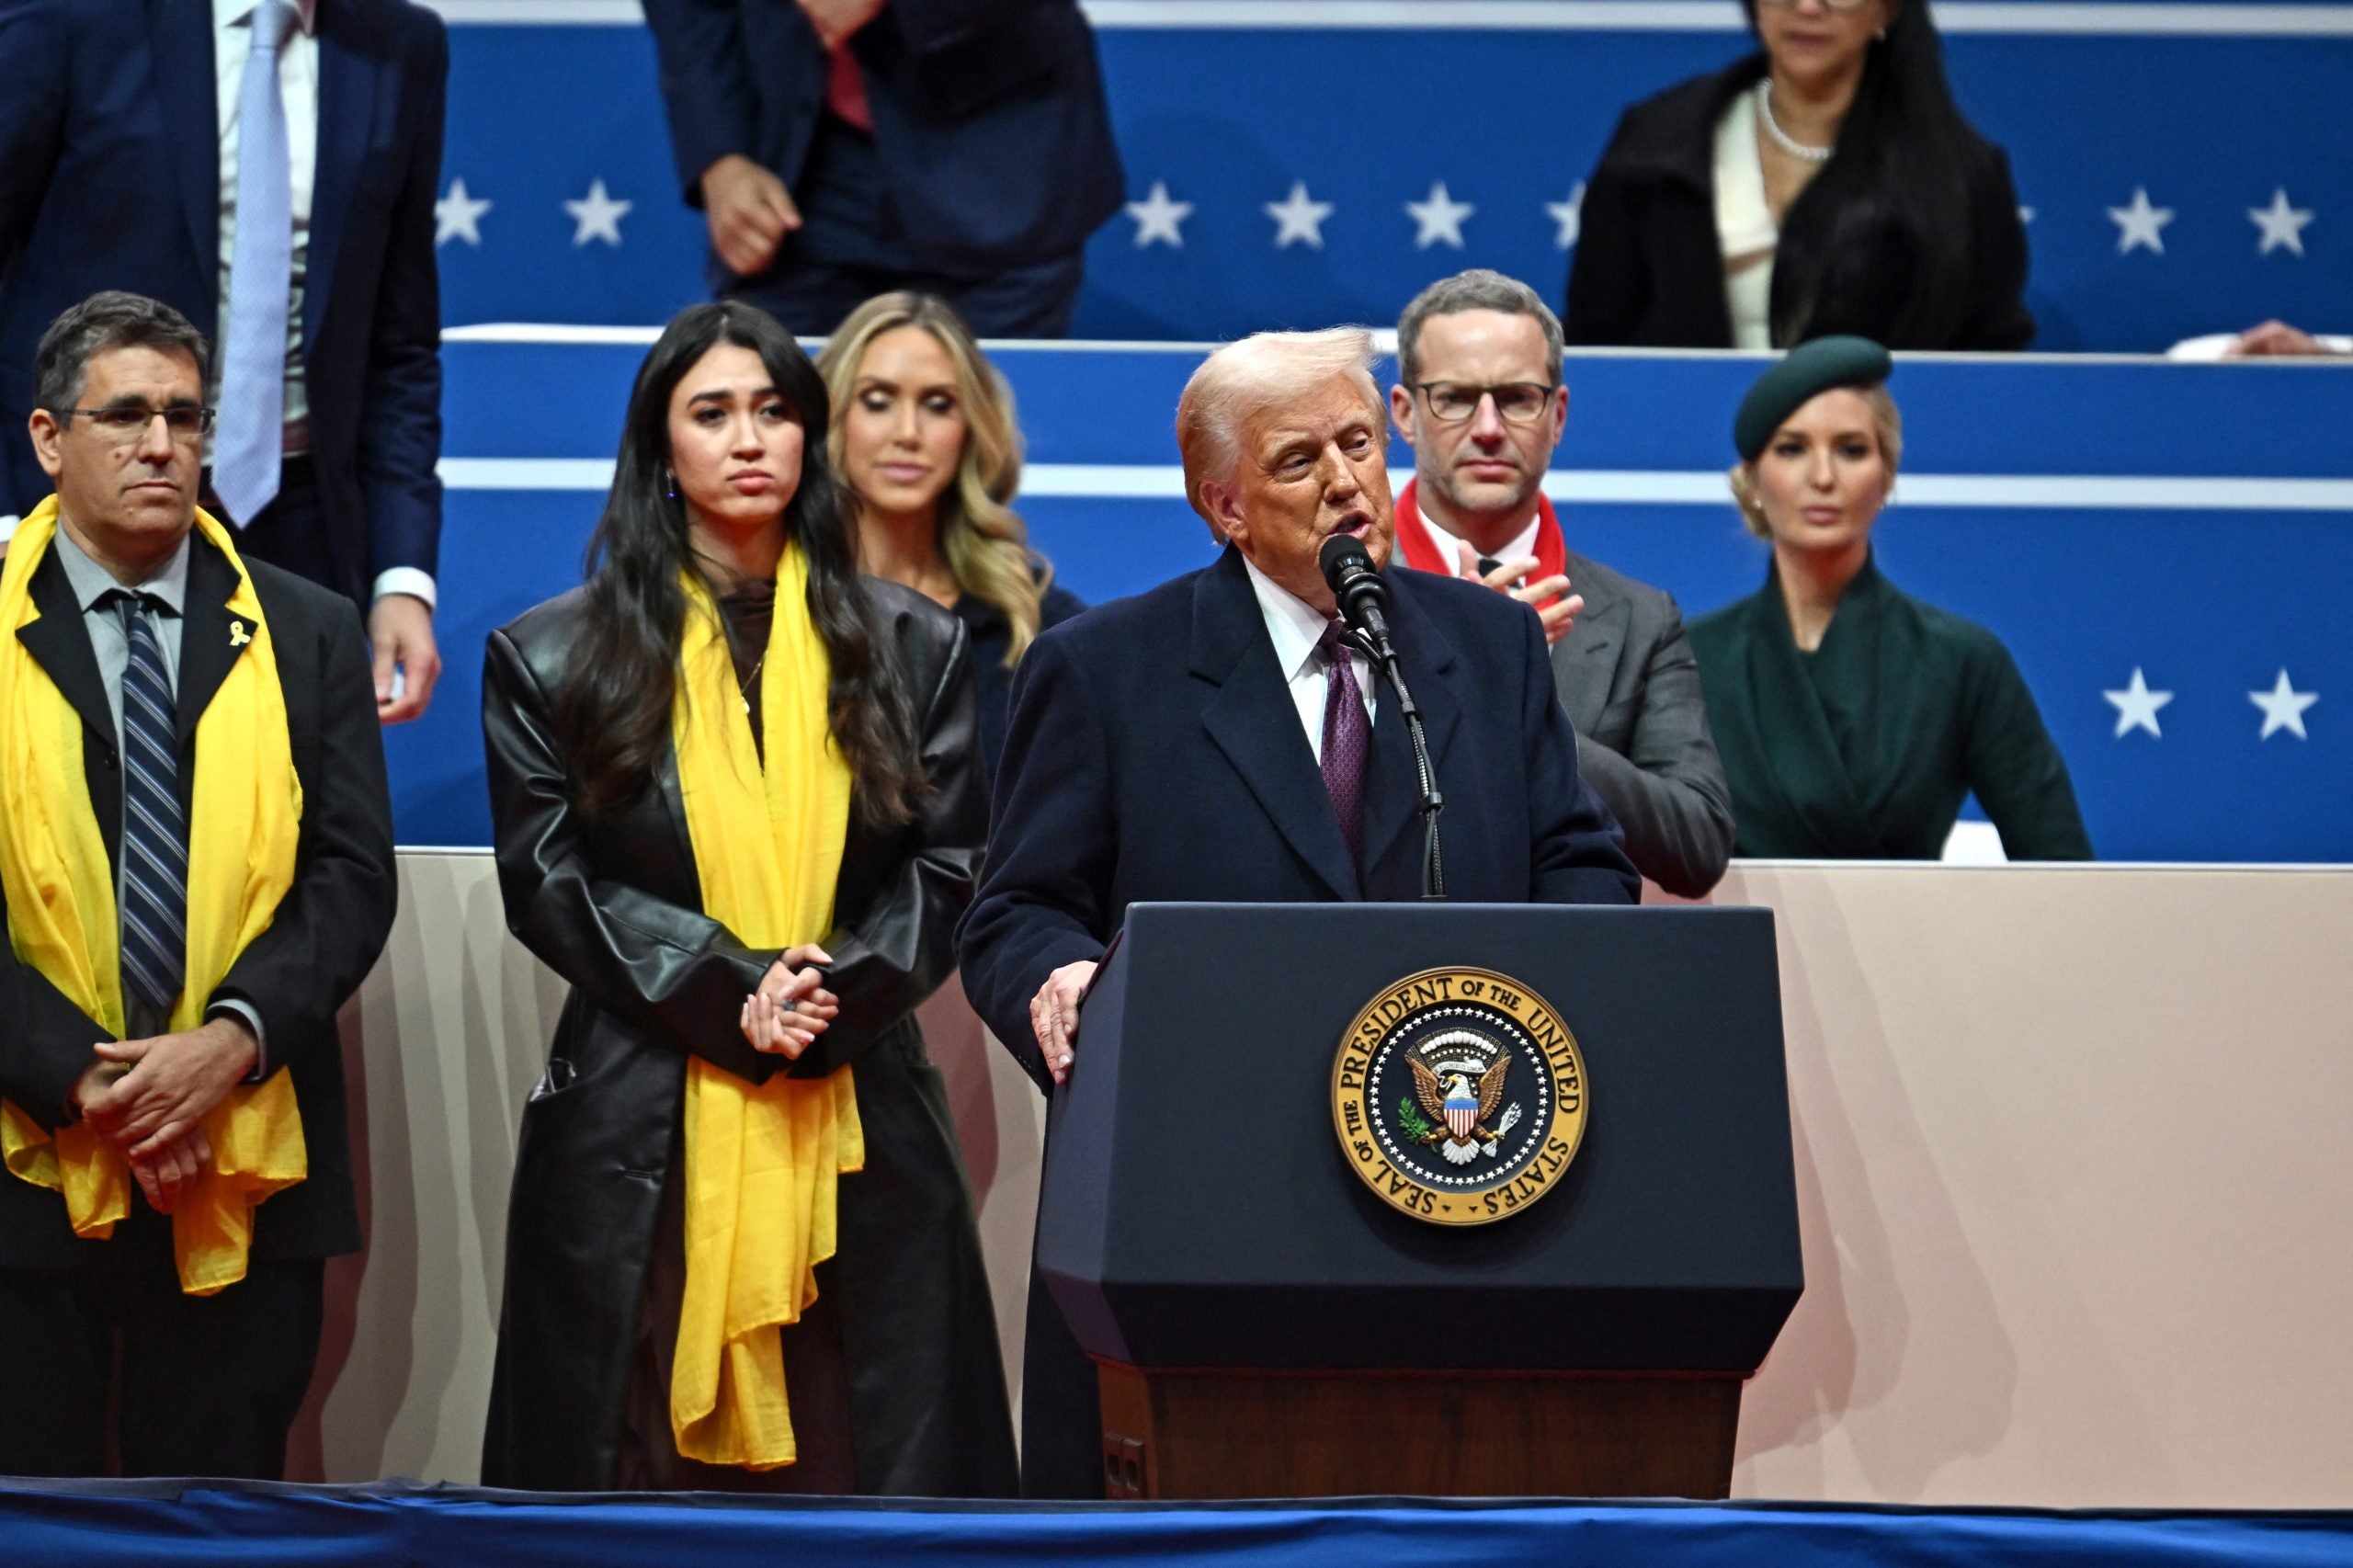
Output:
[1317, 621, 1369, 868]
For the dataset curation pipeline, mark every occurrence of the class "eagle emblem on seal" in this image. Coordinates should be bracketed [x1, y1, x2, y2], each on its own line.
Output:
[1408, 1044, 1520, 1166]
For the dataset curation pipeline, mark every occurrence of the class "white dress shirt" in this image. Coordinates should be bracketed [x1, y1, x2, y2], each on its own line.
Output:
[213, 0, 435, 608]
[1243, 553, 1375, 766]
[1714, 82, 1778, 352]
[1406, 494, 1540, 578]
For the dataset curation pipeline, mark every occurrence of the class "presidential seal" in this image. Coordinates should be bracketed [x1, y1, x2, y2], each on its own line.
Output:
[1329, 967, 1587, 1226]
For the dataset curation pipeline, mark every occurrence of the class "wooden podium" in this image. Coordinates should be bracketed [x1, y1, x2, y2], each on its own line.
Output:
[1036, 902, 1802, 1501]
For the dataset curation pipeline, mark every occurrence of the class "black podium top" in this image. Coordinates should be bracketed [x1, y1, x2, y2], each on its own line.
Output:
[1035, 903, 1802, 1373]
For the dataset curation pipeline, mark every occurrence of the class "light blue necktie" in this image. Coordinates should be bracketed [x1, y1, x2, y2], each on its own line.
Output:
[213, 0, 296, 528]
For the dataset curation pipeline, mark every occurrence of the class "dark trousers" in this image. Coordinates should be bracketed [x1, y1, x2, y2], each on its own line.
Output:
[204, 456, 364, 611]
[727, 115, 1086, 338]
[1019, 1267, 1107, 1497]
[0, 1259, 324, 1479]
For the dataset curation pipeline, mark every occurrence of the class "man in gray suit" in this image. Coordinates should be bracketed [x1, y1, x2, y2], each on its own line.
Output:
[1388, 269, 1733, 896]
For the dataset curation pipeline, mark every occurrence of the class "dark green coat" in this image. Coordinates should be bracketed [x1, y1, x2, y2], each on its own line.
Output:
[1688, 558, 2091, 860]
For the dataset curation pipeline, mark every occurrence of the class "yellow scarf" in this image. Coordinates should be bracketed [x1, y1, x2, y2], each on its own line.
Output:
[0, 496, 305, 1296]
[669, 543, 862, 1470]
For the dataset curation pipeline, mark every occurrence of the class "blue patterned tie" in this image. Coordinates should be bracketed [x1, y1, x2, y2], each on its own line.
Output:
[112, 592, 188, 1018]
[1317, 621, 1369, 869]
[213, 0, 296, 527]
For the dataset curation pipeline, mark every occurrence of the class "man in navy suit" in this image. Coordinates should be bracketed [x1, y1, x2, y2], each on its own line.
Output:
[643, 0, 1122, 336]
[0, 0, 447, 722]
[958, 326, 1636, 1495]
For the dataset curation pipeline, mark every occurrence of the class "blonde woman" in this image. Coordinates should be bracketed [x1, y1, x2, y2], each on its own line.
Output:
[1689, 336, 2090, 859]
[819, 292, 1085, 778]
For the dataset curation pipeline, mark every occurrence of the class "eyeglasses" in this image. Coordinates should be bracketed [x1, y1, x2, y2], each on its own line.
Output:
[1409, 381, 1559, 426]
[55, 404, 216, 445]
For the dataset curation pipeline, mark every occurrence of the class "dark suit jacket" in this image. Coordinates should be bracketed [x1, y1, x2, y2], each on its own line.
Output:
[0, 0, 447, 605]
[1563, 53, 2033, 351]
[643, 0, 1123, 278]
[0, 528, 396, 1270]
[477, 578, 1015, 1495]
[959, 546, 1640, 1087]
[1548, 546, 1734, 897]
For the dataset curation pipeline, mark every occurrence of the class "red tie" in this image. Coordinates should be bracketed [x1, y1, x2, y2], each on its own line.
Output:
[1318, 622, 1369, 869]
[825, 45, 873, 131]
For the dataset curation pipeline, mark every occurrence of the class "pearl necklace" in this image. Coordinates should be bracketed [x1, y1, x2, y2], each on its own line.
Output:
[1758, 82, 1835, 164]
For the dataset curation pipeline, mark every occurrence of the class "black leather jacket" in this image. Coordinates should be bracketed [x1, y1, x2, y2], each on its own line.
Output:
[476, 574, 1017, 1495]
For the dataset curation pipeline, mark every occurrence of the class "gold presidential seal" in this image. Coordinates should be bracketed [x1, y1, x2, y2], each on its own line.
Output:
[1329, 967, 1588, 1226]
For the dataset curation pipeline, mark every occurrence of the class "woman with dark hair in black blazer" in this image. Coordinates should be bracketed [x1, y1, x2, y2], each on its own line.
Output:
[478, 301, 1017, 1495]
[1564, 0, 2033, 351]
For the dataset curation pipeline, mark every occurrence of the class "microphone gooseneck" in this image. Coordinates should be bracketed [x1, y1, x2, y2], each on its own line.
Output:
[1315, 533, 1445, 901]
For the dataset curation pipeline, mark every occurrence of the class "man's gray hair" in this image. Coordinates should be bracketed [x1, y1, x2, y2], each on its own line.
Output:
[1176, 326, 1383, 523]
[1395, 268, 1563, 387]
[33, 291, 210, 419]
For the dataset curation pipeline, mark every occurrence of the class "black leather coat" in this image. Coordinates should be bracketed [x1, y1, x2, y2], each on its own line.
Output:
[476, 577, 1017, 1495]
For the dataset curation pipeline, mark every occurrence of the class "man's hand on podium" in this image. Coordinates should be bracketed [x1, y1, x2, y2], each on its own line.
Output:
[1029, 959, 1098, 1085]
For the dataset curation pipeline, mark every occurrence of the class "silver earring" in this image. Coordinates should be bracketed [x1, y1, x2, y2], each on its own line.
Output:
[664, 467, 676, 500]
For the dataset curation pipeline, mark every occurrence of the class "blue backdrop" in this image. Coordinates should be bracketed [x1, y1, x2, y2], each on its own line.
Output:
[4, 1483, 2352, 1568]
[399, 339, 2350, 864]
[429, 8, 2353, 351]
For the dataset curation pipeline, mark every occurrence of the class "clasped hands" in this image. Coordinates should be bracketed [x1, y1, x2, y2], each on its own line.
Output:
[741, 944, 837, 1058]
[1454, 539, 1583, 645]
[70, 1017, 258, 1217]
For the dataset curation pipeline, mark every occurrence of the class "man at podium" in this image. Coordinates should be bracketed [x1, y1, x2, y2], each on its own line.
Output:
[958, 325, 1638, 1495]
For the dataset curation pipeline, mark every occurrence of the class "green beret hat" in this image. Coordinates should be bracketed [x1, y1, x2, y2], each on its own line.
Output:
[1733, 335, 1894, 461]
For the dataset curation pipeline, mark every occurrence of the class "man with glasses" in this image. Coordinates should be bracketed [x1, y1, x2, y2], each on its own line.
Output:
[0, 0, 448, 722]
[1392, 269, 1734, 896]
[0, 292, 393, 1479]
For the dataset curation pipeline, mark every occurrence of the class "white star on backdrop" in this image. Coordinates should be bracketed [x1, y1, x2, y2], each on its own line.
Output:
[2249, 669, 2318, 739]
[2248, 188, 2314, 256]
[1406, 181, 1474, 250]
[2104, 667, 2174, 738]
[1546, 185, 1585, 250]
[2108, 187, 2174, 255]
[564, 179, 632, 246]
[435, 177, 491, 246]
[1125, 181, 1192, 248]
[1265, 181, 1335, 249]
[2018, 205, 2036, 224]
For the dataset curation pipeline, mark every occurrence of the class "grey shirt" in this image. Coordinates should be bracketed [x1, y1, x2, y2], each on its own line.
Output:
[51, 526, 265, 1065]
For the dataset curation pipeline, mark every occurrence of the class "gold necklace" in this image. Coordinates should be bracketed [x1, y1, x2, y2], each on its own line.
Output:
[738, 653, 765, 716]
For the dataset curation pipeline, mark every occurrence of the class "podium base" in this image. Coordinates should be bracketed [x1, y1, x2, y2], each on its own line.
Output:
[1094, 1362, 1742, 1500]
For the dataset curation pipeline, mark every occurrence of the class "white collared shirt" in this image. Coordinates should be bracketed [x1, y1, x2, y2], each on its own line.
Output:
[210, 0, 437, 609]
[213, 0, 319, 433]
[1408, 494, 1541, 579]
[1242, 554, 1375, 765]
[1714, 81, 1779, 352]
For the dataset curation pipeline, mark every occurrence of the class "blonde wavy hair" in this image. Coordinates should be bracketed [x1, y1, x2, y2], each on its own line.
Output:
[818, 292, 1051, 667]
[1727, 382, 1904, 539]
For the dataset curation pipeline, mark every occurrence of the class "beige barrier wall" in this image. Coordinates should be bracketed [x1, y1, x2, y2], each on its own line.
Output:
[293, 854, 2353, 1506]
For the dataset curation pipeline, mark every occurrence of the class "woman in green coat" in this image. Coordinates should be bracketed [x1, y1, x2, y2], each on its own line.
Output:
[1688, 337, 2091, 859]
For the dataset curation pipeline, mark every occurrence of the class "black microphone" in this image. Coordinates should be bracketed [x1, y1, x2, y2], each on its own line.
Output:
[1315, 532, 1447, 900]
[1318, 534, 1393, 657]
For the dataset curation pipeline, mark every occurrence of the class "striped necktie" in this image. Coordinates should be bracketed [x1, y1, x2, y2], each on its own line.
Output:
[108, 591, 188, 1017]
[213, 0, 296, 528]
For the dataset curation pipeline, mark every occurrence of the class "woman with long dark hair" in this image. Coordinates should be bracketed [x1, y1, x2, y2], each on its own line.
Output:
[1564, 0, 2032, 350]
[478, 301, 1017, 1494]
